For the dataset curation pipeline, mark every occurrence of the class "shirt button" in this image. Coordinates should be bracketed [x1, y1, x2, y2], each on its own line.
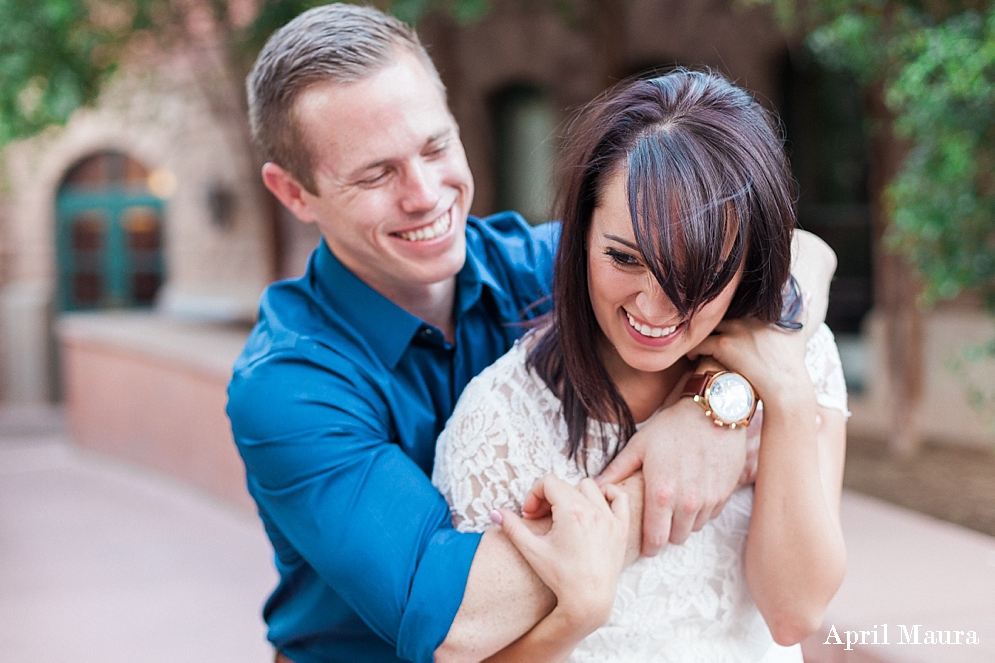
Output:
[420, 328, 433, 338]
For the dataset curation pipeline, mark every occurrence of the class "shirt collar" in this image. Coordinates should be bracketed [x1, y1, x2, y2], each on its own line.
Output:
[311, 238, 505, 368]
[313, 241, 422, 369]
[455, 237, 504, 317]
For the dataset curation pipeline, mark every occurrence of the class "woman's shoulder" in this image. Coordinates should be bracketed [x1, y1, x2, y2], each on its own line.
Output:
[804, 323, 850, 417]
[451, 328, 555, 414]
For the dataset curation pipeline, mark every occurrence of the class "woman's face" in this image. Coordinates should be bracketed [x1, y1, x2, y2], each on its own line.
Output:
[586, 167, 742, 379]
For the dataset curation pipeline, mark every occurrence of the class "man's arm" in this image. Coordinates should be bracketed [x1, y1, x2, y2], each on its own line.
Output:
[230, 344, 643, 663]
[229, 353, 482, 663]
[436, 474, 644, 663]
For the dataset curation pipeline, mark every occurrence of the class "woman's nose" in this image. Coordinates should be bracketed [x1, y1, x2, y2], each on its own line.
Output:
[635, 282, 674, 320]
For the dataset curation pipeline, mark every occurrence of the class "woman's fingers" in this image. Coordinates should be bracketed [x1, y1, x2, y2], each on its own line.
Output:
[523, 473, 596, 519]
[492, 508, 541, 560]
[521, 474, 566, 519]
[577, 477, 611, 511]
[496, 474, 629, 632]
[602, 483, 630, 525]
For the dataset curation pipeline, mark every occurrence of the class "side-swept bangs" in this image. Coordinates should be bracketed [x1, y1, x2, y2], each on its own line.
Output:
[529, 68, 797, 463]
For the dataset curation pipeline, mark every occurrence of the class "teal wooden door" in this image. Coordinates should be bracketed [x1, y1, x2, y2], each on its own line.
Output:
[56, 188, 165, 311]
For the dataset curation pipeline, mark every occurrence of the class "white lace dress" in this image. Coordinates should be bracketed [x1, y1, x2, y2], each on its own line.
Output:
[432, 323, 849, 662]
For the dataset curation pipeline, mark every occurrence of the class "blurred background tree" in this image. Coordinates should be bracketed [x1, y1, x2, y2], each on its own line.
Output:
[745, 0, 995, 445]
[759, 0, 994, 309]
[4, 0, 990, 296]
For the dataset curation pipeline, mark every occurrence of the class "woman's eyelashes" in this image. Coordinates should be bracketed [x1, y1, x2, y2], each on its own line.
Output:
[604, 247, 641, 268]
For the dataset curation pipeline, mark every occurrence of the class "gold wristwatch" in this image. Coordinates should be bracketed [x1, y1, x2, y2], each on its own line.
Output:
[681, 370, 757, 429]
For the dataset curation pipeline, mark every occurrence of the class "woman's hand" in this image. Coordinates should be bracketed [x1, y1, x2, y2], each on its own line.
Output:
[689, 315, 811, 404]
[492, 475, 629, 635]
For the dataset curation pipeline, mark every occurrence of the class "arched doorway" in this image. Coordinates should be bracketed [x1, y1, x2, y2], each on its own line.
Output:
[55, 151, 165, 311]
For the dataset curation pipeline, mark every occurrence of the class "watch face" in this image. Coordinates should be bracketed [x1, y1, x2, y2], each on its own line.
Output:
[708, 373, 755, 423]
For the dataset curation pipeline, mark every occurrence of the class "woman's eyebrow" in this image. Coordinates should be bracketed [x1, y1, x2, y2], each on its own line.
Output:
[604, 234, 640, 251]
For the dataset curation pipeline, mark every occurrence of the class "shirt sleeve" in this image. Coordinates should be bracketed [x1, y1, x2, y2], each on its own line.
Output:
[227, 349, 481, 663]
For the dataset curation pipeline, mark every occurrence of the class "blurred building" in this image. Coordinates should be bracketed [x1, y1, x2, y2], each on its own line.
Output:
[0, 0, 990, 506]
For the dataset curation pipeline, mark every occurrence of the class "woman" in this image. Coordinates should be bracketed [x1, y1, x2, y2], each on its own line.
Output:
[432, 70, 848, 661]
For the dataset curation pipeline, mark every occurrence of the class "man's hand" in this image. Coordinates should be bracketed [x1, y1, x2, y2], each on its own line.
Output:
[595, 398, 747, 555]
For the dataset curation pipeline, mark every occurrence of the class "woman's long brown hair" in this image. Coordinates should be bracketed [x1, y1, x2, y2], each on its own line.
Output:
[528, 69, 797, 463]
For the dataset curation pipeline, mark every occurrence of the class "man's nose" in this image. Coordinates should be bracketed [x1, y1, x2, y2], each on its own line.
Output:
[399, 161, 441, 214]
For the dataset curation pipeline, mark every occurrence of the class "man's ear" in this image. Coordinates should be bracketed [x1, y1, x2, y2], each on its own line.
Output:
[261, 162, 317, 224]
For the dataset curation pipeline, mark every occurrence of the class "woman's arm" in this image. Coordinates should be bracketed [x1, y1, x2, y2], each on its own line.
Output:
[692, 321, 847, 645]
[746, 387, 846, 644]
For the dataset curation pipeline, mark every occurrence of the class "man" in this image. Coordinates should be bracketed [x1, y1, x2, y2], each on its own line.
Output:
[227, 4, 836, 662]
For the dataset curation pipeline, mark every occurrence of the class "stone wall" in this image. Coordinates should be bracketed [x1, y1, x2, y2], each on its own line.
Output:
[0, 58, 272, 402]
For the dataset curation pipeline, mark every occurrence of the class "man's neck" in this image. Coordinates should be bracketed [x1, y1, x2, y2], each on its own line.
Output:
[364, 278, 458, 343]
[393, 278, 457, 343]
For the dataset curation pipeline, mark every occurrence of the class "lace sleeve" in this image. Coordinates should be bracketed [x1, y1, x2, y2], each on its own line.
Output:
[805, 323, 850, 418]
[431, 345, 555, 533]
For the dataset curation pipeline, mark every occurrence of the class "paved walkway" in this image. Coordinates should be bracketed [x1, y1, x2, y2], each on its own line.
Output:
[2, 406, 993, 662]
[808, 493, 995, 662]
[0, 406, 276, 662]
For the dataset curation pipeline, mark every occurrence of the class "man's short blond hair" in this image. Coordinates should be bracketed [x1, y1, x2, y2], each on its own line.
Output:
[247, 3, 443, 193]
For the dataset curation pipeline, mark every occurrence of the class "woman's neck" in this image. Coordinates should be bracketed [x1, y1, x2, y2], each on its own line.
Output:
[600, 338, 692, 424]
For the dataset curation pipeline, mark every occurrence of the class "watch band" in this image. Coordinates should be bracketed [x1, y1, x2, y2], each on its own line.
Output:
[681, 372, 716, 400]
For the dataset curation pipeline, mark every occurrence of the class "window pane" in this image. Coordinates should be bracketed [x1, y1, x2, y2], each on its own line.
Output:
[493, 85, 556, 225]
[73, 273, 103, 305]
[69, 212, 106, 306]
[123, 206, 162, 304]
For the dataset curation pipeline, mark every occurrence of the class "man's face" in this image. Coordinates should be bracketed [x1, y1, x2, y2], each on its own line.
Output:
[291, 51, 474, 302]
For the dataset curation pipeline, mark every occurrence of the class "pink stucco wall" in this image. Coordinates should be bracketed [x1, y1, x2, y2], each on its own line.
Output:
[58, 313, 254, 512]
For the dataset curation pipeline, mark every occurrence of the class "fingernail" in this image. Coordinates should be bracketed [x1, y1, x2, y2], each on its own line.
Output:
[489, 510, 503, 525]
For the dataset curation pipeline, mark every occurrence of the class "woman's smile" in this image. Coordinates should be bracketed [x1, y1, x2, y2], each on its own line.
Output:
[622, 309, 685, 346]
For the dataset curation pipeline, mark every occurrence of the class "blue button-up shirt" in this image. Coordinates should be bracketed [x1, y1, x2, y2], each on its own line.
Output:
[227, 213, 558, 663]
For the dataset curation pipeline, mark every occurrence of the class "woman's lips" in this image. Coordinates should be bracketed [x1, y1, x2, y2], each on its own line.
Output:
[623, 309, 684, 346]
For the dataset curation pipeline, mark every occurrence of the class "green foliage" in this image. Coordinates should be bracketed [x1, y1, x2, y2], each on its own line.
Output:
[0, 0, 114, 143]
[946, 337, 995, 432]
[390, 0, 491, 24]
[758, 0, 995, 310]
[237, 0, 329, 56]
[0, 0, 491, 147]
[885, 11, 995, 308]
